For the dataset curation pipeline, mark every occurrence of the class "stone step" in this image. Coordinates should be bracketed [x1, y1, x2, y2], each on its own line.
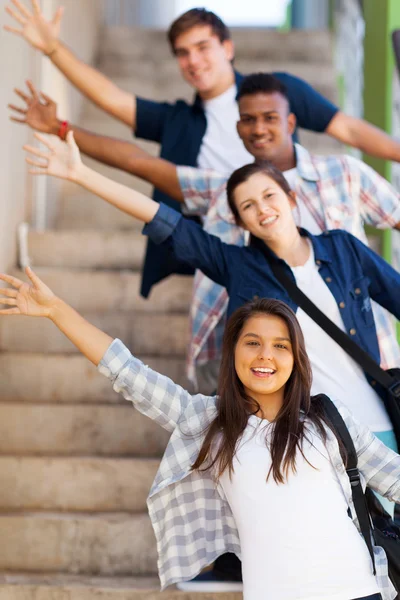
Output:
[0, 312, 189, 355]
[0, 354, 188, 403]
[0, 512, 157, 575]
[0, 574, 242, 600]
[0, 403, 169, 457]
[28, 229, 145, 269]
[99, 27, 333, 66]
[10, 269, 192, 314]
[0, 457, 158, 512]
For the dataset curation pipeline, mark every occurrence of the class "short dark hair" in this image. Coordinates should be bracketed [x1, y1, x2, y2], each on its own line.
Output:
[237, 73, 289, 103]
[167, 8, 231, 53]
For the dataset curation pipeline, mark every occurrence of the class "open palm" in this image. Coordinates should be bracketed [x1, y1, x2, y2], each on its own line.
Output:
[24, 131, 83, 181]
[0, 268, 57, 318]
[4, 0, 64, 54]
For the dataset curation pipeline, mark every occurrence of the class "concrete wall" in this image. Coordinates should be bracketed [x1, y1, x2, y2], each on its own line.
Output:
[0, 0, 102, 274]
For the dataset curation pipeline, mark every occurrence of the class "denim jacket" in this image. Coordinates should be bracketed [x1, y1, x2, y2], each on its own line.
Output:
[98, 339, 400, 598]
[143, 203, 400, 400]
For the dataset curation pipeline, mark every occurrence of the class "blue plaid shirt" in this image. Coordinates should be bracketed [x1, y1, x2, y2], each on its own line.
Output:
[99, 338, 400, 597]
[177, 144, 400, 388]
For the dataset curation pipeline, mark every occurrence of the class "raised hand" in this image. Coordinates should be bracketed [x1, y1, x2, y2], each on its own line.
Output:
[4, 0, 64, 55]
[0, 267, 58, 318]
[9, 80, 59, 134]
[24, 131, 83, 181]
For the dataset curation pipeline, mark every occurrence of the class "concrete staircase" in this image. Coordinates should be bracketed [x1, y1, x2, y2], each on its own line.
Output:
[0, 27, 341, 599]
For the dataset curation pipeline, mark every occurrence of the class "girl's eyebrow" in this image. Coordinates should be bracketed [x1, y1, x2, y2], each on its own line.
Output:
[242, 333, 291, 343]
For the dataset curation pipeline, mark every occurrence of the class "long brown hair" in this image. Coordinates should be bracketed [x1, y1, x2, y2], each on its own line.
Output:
[192, 298, 343, 483]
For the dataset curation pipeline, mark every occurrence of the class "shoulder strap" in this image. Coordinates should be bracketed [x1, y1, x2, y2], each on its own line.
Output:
[319, 395, 376, 572]
[270, 259, 400, 397]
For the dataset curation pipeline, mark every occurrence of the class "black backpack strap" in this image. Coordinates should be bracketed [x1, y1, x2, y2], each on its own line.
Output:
[319, 394, 376, 573]
[269, 260, 400, 397]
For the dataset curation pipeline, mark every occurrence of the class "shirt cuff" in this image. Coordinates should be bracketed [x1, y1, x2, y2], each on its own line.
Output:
[142, 202, 182, 244]
[97, 338, 133, 380]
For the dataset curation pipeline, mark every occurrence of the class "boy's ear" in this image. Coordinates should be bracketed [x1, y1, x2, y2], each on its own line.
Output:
[287, 112, 297, 136]
[223, 39, 235, 62]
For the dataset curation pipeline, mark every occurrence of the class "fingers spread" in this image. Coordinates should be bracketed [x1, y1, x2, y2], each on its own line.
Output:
[26, 266, 43, 289]
[26, 79, 39, 99]
[3, 24, 23, 35]
[11, 0, 31, 17]
[0, 288, 18, 298]
[26, 157, 48, 168]
[14, 88, 29, 103]
[34, 132, 55, 151]
[31, 0, 41, 14]
[0, 273, 23, 289]
[6, 5, 26, 25]
[8, 103, 27, 115]
[23, 144, 49, 160]
[0, 297, 17, 306]
[40, 91, 53, 105]
[0, 307, 21, 316]
[10, 116, 27, 124]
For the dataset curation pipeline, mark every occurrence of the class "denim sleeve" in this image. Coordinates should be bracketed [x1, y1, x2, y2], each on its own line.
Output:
[349, 233, 400, 319]
[135, 97, 172, 143]
[143, 203, 237, 289]
[275, 72, 339, 132]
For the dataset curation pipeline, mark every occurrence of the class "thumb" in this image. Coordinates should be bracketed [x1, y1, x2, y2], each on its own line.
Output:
[25, 266, 43, 289]
[66, 129, 76, 148]
[52, 6, 65, 26]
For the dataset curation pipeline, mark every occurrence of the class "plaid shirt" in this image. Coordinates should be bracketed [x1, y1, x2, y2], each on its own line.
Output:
[98, 338, 400, 597]
[178, 144, 400, 388]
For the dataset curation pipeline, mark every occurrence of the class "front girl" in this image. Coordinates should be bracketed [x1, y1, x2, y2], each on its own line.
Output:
[0, 277, 397, 600]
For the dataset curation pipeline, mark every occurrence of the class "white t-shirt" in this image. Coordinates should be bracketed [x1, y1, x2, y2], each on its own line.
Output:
[292, 242, 392, 432]
[283, 167, 322, 234]
[197, 85, 253, 174]
[219, 416, 378, 600]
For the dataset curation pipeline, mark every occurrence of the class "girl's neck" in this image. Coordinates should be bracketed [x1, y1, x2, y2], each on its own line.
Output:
[266, 228, 310, 267]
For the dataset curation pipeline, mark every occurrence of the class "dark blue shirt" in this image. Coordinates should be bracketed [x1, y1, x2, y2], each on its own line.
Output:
[143, 203, 400, 399]
[136, 71, 339, 297]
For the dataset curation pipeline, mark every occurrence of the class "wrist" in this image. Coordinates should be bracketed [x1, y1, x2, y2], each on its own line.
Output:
[48, 296, 67, 323]
[44, 39, 60, 59]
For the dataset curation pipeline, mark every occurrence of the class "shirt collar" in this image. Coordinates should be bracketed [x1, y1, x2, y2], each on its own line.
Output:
[294, 143, 319, 182]
[250, 229, 332, 265]
[193, 70, 242, 110]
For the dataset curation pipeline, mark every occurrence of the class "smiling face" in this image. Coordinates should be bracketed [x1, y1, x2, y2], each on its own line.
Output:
[234, 313, 294, 413]
[237, 92, 296, 164]
[173, 25, 234, 98]
[233, 172, 297, 243]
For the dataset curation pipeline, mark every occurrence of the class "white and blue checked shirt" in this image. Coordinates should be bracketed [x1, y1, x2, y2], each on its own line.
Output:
[178, 144, 400, 388]
[99, 338, 400, 597]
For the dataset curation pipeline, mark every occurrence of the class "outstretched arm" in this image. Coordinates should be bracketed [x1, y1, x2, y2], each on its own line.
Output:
[326, 112, 400, 163]
[0, 269, 198, 429]
[4, 0, 135, 127]
[0, 268, 112, 365]
[11, 82, 184, 201]
[24, 131, 162, 222]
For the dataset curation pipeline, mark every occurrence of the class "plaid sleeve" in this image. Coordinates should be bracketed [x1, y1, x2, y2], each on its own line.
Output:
[346, 156, 400, 228]
[177, 166, 228, 217]
[337, 400, 400, 502]
[98, 338, 195, 432]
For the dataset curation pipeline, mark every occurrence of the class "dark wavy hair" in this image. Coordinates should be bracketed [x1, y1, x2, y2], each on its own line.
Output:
[192, 298, 345, 483]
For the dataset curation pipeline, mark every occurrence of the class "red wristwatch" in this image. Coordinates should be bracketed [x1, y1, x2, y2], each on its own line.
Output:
[57, 120, 69, 141]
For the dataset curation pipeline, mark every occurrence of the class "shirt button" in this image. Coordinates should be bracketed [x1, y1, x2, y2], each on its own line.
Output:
[253, 295, 259, 300]
[354, 288, 361, 295]
[339, 301, 345, 309]
[316, 260, 321, 266]
[350, 328, 356, 336]
[325, 277, 332, 283]
[371, 380, 376, 386]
